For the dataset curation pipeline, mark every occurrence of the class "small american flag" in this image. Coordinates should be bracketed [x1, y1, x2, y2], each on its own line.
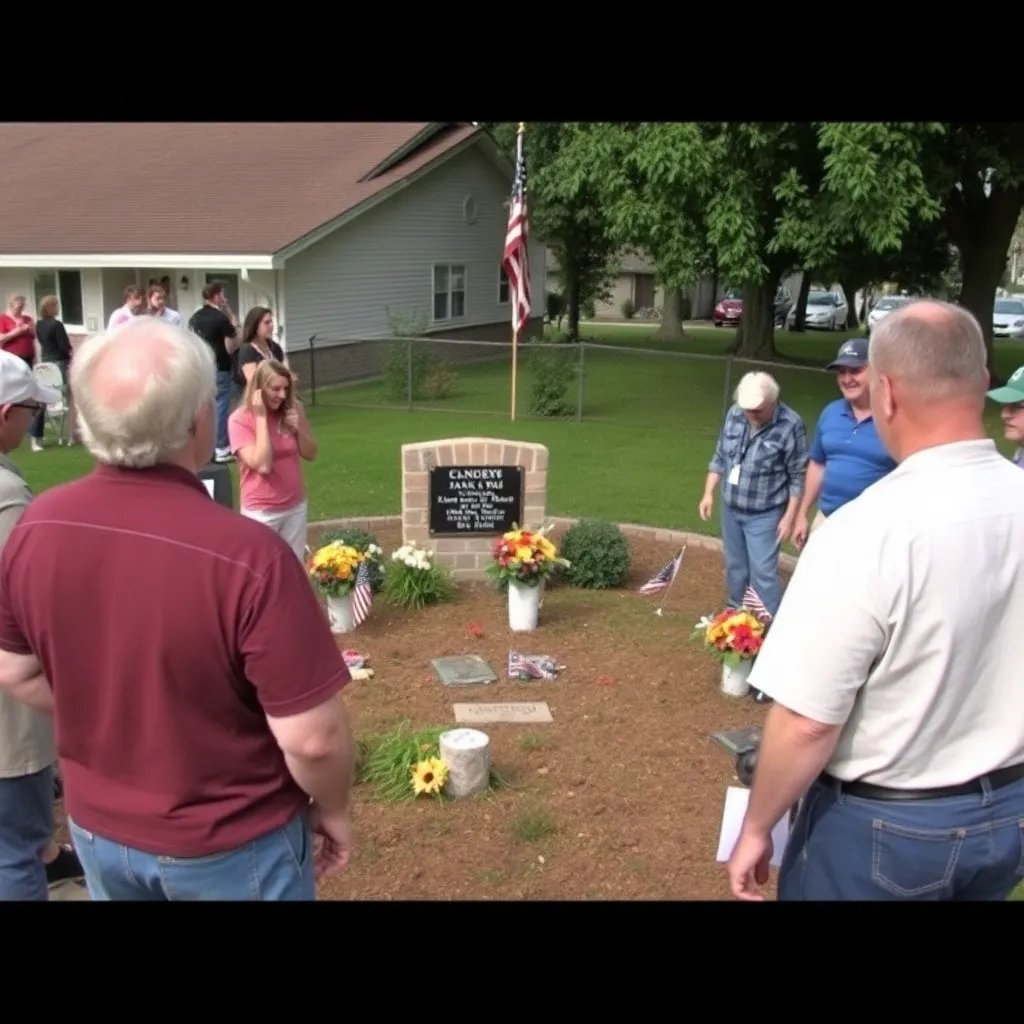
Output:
[503, 125, 532, 335]
[639, 548, 685, 594]
[742, 585, 772, 623]
[352, 560, 373, 627]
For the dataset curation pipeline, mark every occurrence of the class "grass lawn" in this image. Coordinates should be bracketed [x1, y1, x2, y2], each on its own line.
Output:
[23, 323, 1019, 539]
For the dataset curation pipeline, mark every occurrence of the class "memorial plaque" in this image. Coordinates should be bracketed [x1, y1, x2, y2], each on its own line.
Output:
[432, 655, 498, 687]
[453, 702, 553, 724]
[429, 465, 523, 537]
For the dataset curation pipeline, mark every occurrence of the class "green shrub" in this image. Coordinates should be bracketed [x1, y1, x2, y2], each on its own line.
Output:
[381, 541, 455, 610]
[318, 527, 384, 591]
[560, 519, 631, 589]
[620, 298, 636, 319]
[382, 341, 435, 402]
[546, 291, 565, 327]
[528, 334, 577, 418]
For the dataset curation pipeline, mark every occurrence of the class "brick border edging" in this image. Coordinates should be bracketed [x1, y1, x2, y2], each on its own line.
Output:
[308, 515, 797, 573]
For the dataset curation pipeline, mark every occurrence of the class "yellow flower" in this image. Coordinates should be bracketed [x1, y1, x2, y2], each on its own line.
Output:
[536, 535, 556, 560]
[515, 545, 533, 561]
[504, 529, 523, 544]
[411, 757, 448, 796]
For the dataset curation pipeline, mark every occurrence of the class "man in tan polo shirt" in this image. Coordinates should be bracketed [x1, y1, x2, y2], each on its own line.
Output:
[727, 300, 1024, 901]
[0, 352, 82, 899]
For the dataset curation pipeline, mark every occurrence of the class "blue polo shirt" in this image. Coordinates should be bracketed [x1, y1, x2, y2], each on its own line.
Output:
[809, 399, 896, 515]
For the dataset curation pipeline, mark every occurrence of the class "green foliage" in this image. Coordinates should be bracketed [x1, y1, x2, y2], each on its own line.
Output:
[380, 309, 459, 402]
[546, 291, 566, 326]
[620, 297, 636, 319]
[560, 518, 631, 589]
[381, 547, 455, 610]
[424, 358, 459, 400]
[318, 528, 384, 591]
[528, 334, 577, 418]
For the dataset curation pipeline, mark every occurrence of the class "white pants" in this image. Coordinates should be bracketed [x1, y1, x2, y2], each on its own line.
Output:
[241, 500, 308, 564]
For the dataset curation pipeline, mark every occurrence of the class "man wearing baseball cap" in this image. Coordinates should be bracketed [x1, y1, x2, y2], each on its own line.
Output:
[793, 336, 897, 548]
[985, 365, 1024, 467]
[0, 351, 77, 900]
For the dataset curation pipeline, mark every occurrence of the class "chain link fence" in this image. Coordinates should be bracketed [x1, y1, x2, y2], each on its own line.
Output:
[292, 335, 833, 430]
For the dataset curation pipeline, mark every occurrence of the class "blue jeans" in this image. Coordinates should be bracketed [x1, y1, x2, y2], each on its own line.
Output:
[779, 774, 1024, 900]
[215, 370, 232, 450]
[719, 502, 784, 616]
[67, 809, 316, 900]
[0, 765, 54, 900]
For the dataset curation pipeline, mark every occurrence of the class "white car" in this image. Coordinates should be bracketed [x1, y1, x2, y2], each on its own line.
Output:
[787, 291, 849, 331]
[867, 295, 913, 333]
[993, 298, 1024, 339]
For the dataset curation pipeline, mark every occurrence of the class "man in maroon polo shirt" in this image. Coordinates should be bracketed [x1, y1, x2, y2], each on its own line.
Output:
[0, 316, 355, 900]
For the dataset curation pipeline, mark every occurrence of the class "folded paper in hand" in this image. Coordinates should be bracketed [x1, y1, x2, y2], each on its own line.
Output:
[715, 786, 790, 868]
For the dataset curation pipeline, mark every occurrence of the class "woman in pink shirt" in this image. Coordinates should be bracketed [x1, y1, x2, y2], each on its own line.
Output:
[227, 359, 318, 561]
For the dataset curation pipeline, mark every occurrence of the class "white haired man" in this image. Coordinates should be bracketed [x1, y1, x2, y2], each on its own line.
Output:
[699, 370, 808, 625]
[0, 317, 355, 900]
[728, 301, 1024, 901]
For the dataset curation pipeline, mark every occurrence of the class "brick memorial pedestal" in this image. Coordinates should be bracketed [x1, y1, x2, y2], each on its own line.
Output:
[401, 437, 549, 580]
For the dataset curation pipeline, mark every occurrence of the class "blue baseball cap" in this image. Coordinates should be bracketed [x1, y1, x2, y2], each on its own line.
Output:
[826, 337, 869, 371]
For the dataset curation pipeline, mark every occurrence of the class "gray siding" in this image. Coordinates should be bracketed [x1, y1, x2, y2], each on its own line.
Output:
[283, 143, 545, 350]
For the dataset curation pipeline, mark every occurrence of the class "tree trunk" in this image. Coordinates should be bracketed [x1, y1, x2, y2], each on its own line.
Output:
[839, 277, 862, 328]
[734, 281, 777, 359]
[793, 271, 812, 332]
[655, 286, 685, 341]
[959, 241, 1009, 382]
[565, 273, 581, 342]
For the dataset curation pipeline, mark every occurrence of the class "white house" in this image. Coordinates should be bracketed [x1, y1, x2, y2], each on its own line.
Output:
[0, 122, 545, 384]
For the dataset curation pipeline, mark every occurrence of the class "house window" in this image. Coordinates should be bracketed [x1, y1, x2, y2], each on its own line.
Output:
[432, 264, 466, 321]
[498, 266, 510, 304]
[32, 270, 84, 327]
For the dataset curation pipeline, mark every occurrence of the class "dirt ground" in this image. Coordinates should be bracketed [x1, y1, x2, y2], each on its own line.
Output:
[311, 522, 783, 901]
[51, 524, 787, 901]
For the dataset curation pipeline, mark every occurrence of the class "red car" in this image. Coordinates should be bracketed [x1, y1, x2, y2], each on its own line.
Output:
[713, 289, 742, 327]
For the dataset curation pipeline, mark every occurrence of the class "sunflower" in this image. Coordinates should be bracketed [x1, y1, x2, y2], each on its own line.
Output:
[411, 757, 449, 796]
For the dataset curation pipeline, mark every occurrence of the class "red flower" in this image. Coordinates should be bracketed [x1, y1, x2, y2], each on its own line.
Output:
[468, 622, 484, 637]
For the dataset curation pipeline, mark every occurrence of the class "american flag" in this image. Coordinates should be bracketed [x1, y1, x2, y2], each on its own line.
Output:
[639, 548, 685, 594]
[742, 585, 772, 623]
[352, 559, 373, 626]
[503, 125, 532, 335]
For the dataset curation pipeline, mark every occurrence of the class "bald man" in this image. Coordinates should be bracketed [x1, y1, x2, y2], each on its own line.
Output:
[727, 300, 1024, 902]
[0, 317, 355, 900]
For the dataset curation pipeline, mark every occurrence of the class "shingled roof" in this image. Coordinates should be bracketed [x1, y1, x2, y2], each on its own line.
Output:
[0, 122, 483, 256]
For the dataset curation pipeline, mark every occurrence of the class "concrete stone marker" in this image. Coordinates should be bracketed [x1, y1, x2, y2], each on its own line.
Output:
[453, 701, 553, 724]
[432, 655, 497, 686]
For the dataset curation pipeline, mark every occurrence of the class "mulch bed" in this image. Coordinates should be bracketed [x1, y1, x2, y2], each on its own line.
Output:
[53, 524, 789, 900]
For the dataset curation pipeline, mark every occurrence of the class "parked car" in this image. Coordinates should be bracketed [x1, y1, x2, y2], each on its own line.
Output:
[713, 289, 742, 327]
[787, 290, 849, 331]
[866, 295, 913, 333]
[993, 298, 1024, 339]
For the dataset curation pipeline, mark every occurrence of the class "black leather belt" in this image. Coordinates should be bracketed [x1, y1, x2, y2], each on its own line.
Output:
[822, 761, 1024, 801]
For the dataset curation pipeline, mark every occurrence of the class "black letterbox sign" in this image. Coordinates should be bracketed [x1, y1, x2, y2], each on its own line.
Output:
[429, 465, 524, 536]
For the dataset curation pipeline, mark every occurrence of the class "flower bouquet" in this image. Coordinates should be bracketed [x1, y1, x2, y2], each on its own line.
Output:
[307, 541, 366, 633]
[691, 608, 766, 697]
[318, 529, 385, 591]
[382, 540, 455, 610]
[486, 524, 569, 631]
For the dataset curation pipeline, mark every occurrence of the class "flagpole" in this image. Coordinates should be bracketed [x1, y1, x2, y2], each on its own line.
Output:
[510, 121, 525, 422]
[655, 545, 687, 617]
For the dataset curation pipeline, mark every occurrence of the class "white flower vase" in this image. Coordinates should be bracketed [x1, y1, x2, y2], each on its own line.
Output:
[508, 581, 541, 632]
[721, 659, 753, 698]
[327, 593, 355, 634]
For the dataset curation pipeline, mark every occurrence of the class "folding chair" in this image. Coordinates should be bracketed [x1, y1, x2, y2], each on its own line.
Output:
[32, 362, 71, 445]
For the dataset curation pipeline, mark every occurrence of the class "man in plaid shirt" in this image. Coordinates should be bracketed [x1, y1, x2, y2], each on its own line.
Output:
[699, 371, 808, 621]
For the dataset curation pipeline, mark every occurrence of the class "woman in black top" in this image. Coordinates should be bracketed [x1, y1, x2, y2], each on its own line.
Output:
[232, 306, 285, 405]
[30, 294, 74, 449]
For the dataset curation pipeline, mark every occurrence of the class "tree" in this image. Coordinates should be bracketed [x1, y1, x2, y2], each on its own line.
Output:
[488, 123, 618, 340]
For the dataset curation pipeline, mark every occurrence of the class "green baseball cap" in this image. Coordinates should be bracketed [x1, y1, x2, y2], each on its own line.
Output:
[987, 365, 1024, 404]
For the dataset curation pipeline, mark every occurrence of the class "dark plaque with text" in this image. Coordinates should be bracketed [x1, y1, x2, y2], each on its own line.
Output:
[429, 465, 524, 536]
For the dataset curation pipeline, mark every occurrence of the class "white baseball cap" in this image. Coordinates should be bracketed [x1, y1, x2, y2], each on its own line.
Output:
[0, 351, 60, 407]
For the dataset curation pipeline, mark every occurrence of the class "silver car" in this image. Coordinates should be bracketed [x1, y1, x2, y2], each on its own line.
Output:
[866, 295, 912, 333]
[993, 299, 1024, 339]
[788, 291, 849, 331]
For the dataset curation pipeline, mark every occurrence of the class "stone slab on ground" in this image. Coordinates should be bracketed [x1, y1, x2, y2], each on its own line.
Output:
[432, 655, 497, 686]
[453, 701, 553, 724]
[710, 726, 762, 755]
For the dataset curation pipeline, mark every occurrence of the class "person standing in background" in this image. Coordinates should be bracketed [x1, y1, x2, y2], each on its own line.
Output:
[146, 285, 183, 327]
[232, 307, 286, 405]
[792, 337, 896, 547]
[107, 286, 144, 330]
[188, 282, 239, 465]
[984, 364, 1024, 466]
[0, 296, 36, 368]
[27, 295, 74, 453]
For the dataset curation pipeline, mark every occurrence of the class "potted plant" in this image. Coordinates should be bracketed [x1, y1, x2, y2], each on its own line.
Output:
[486, 524, 569, 631]
[690, 607, 767, 697]
[307, 541, 368, 634]
[382, 540, 455, 609]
